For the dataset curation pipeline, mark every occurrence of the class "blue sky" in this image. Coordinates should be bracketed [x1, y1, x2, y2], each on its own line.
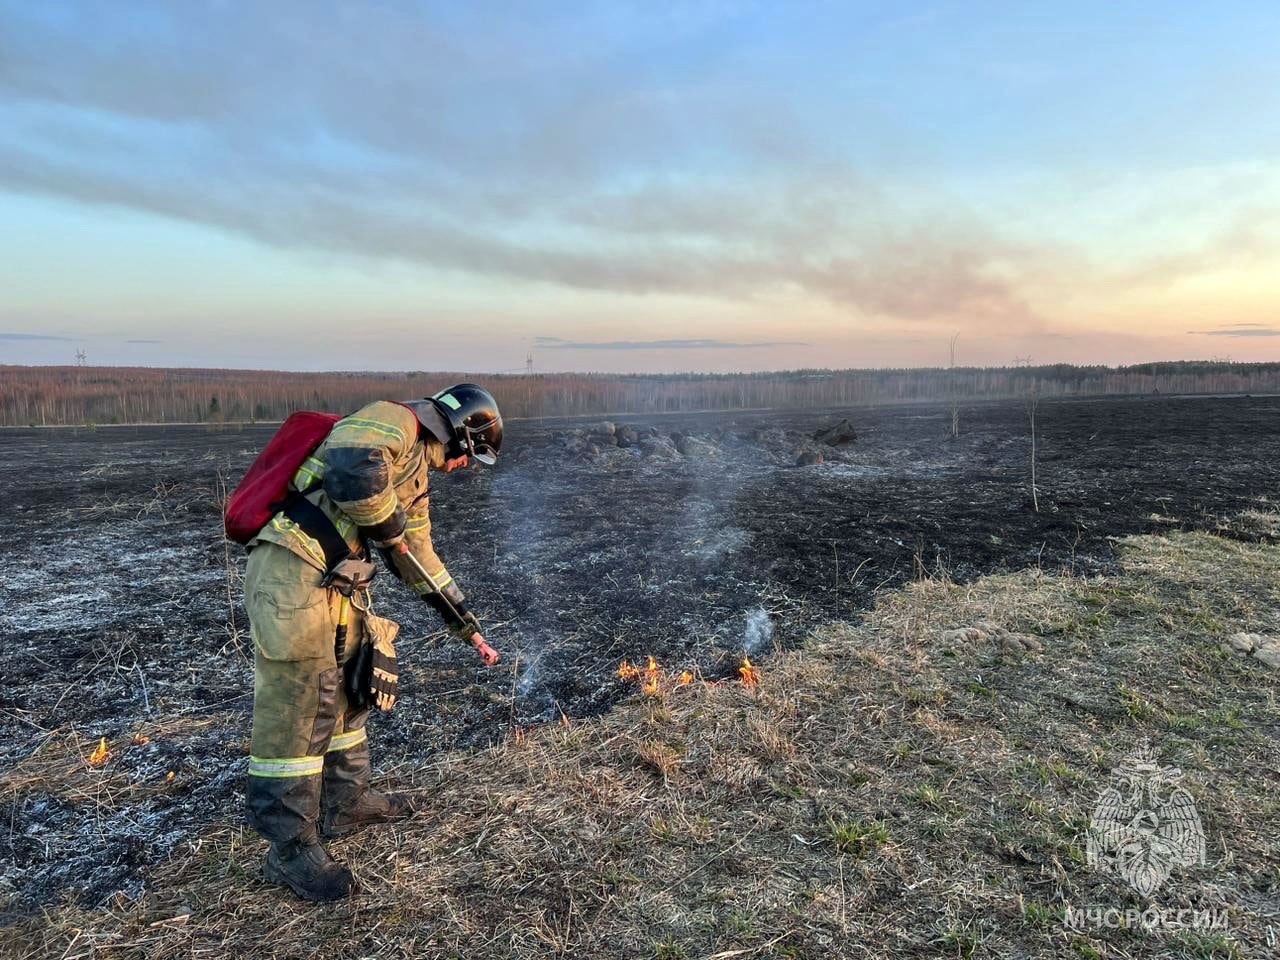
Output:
[1, 1, 1278, 371]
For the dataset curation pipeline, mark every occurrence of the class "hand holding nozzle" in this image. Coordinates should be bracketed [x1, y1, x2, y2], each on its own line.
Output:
[471, 633, 500, 666]
[395, 543, 500, 667]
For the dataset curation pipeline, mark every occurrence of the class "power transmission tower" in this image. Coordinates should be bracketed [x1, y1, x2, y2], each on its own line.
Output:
[75, 349, 87, 366]
[525, 353, 534, 376]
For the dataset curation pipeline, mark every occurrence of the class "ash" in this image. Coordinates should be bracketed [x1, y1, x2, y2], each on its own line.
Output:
[2, 395, 1278, 911]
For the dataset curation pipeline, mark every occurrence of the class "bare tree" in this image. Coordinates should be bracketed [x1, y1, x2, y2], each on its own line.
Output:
[949, 332, 960, 439]
[1027, 382, 1041, 513]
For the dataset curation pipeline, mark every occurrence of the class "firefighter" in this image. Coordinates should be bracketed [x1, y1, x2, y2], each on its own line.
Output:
[243, 384, 503, 901]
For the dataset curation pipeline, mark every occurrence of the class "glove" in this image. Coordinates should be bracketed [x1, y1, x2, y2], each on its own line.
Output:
[419, 581, 482, 643]
[450, 609, 483, 643]
[365, 614, 400, 712]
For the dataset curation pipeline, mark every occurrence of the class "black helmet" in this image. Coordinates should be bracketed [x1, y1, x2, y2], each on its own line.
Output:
[423, 383, 503, 465]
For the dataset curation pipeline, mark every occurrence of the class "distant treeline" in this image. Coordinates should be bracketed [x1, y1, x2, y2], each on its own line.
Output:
[3, 361, 1279, 426]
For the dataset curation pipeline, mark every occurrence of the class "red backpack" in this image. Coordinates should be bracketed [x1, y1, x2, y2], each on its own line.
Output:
[224, 411, 342, 544]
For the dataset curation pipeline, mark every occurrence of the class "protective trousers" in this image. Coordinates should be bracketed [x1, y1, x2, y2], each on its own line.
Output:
[243, 542, 372, 845]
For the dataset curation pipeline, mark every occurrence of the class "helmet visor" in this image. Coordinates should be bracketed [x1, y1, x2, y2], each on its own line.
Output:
[464, 417, 501, 465]
[470, 444, 498, 466]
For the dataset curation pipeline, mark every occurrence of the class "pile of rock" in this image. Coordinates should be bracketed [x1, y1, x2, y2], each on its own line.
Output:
[556, 415, 860, 467]
[559, 422, 714, 463]
[1222, 632, 1280, 669]
[942, 621, 1045, 659]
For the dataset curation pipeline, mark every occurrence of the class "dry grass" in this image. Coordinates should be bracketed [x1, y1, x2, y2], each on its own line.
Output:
[9, 530, 1280, 959]
[0, 716, 230, 812]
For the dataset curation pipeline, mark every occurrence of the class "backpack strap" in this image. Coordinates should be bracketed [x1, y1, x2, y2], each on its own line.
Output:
[282, 495, 357, 572]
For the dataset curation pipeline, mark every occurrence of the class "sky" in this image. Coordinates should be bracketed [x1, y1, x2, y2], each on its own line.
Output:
[1, 1, 1278, 373]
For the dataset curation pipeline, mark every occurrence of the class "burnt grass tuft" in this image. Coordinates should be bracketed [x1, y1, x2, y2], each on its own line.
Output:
[1, 395, 1279, 918]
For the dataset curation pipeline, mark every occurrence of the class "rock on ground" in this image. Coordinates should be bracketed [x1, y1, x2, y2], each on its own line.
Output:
[813, 418, 858, 446]
[640, 436, 680, 459]
[674, 434, 717, 458]
[1225, 632, 1262, 653]
[1254, 642, 1280, 668]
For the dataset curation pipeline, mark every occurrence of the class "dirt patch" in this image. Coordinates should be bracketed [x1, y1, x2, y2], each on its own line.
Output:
[2, 395, 1279, 911]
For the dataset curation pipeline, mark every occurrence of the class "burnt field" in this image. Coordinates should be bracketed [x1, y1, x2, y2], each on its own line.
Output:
[2, 394, 1278, 914]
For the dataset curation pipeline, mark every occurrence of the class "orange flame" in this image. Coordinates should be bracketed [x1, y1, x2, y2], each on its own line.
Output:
[739, 656, 761, 688]
[165, 770, 176, 783]
[620, 656, 700, 695]
[87, 737, 110, 767]
[641, 656, 661, 696]
[132, 734, 150, 747]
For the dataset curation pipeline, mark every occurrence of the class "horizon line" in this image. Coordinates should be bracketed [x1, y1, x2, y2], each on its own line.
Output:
[1, 358, 1273, 378]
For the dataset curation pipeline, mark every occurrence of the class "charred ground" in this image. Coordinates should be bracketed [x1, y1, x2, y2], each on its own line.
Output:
[2, 394, 1278, 912]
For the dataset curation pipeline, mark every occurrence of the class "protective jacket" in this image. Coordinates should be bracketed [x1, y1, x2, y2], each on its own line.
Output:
[250, 400, 477, 640]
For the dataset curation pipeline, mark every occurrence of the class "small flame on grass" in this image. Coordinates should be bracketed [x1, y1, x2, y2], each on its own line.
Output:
[87, 737, 110, 767]
[132, 734, 151, 747]
[558, 706, 571, 728]
[739, 656, 761, 689]
[512, 726, 528, 746]
[165, 771, 176, 783]
[619, 657, 699, 695]
[641, 656, 661, 696]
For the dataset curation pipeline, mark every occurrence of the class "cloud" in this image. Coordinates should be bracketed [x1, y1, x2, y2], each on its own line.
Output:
[534, 336, 806, 350]
[0, 332, 73, 341]
[126, 338, 164, 344]
[1115, 209, 1279, 289]
[7, 3, 1275, 343]
[1188, 324, 1280, 337]
[0, 2, 1060, 331]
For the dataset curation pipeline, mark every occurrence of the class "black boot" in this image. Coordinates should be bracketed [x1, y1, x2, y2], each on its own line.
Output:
[264, 833, 357, 902]
[246, 773, 356, 902]
[321, 738, 414, 839]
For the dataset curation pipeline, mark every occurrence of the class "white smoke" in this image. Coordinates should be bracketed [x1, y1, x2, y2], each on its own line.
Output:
[516, 650, 546, 698]
[742, 607, 773, 654]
